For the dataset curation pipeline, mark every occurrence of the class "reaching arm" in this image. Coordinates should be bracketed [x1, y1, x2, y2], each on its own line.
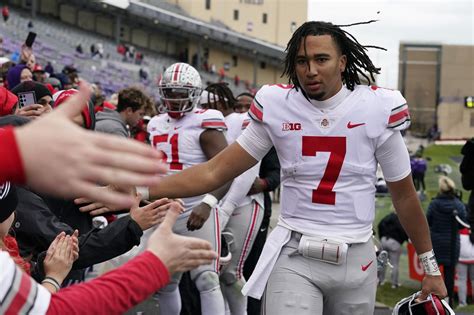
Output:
[149, 142, 258, 200]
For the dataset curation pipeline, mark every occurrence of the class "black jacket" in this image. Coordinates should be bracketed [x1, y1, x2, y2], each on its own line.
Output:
[12, 187, 143, 285]
[377, 212, 409, 245]
[259, 147, 281, 229]
[427, 193, 467, 266]
[460, 139, 474, 238]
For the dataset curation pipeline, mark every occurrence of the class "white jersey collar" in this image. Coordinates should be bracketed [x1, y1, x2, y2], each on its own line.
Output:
[309, 85, 351, 112]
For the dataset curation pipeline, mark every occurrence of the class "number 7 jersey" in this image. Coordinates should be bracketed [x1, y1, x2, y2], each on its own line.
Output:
[246, 84, 410, 243]
[147, 109, 227, 211]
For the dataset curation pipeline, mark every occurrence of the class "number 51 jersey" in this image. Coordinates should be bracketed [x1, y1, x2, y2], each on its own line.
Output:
[247, 84, 410, 243]
[147, 109, 227, 211]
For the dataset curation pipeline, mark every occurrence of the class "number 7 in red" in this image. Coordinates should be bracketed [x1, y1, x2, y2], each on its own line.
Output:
[302, 136, 346, 205]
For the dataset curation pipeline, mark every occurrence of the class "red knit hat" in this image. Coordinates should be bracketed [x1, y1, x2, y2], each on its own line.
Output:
[0, 86, 18, 117]
[53, 89, 95, 130]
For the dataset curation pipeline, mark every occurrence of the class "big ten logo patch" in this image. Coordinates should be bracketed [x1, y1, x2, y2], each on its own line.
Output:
[282, 122, 302, 131]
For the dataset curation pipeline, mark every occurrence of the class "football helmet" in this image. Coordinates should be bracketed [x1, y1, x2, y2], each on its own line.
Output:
[158, 63, 202, 119]
[393, 292, 454, 315]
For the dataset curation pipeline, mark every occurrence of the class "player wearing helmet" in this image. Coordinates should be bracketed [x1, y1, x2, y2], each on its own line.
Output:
[147, 63, 230, 315]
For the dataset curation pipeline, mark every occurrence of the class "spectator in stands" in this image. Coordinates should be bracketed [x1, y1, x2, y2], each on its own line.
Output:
[377, 212, 408, 288]
[234, 74, 240, 86]
[96, 43, 104, 59]
[53, 73, 73, 90]
[139, 67, 149, 81]
[427, 176, 467, 305]
[218, 67, 225, 81]
[6, 64, 32, 89]
[11, 81, 53, 116]
[44, 61, 54, 74]
[26, 53, 36, 70]
[27, 20, 33, 29]
[33, 64, 47, 83]
[76, 44, 83, 55]
[95, 86, 148, 138]
[2, 5, 9, 23]
[135, 51, 143, 65]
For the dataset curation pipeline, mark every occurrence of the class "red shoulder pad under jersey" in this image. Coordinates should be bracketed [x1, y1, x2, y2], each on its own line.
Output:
[198, 109, 227, 130]
[241, 116, 251, 130]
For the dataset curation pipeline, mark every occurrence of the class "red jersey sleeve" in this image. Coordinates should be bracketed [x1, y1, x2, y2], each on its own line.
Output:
[0, 127, 26, 184]
[47, 251, 170, 315]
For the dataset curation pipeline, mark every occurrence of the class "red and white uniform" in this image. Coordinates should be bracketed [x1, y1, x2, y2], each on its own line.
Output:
[220, 112, 263, 217]
[148, 108, 227, 212]
[239, 84, 411, 298]
[148, 108, 227, 315]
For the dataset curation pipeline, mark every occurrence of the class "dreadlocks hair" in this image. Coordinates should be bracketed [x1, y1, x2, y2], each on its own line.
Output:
[204, 82, 237, 111]
[282, 20, 386, 91]
[236, 92, 255, 99]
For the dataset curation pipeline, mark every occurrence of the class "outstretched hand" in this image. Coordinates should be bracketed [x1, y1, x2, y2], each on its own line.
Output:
[131, 195, 181, 230]
[147, 204, 217, 275]
[43, 231, 78, 285]
[14, 82, 166, 209]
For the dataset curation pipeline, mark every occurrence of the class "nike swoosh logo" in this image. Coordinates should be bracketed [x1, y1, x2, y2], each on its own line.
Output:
[174, 126, 181, 130]
[361, 260, 374, 271]
[347, 122, 366, 129]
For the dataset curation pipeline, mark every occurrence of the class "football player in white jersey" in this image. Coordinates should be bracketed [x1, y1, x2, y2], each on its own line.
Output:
[202, 83, 264, 315]
[84, 22, 447, 314]
[147, 63, 231, 315]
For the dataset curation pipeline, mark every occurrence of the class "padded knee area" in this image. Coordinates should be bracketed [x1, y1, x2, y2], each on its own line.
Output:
[220, 271, 237, 285]
[159, 280, 178, 293]
[194, 271, 220, 292]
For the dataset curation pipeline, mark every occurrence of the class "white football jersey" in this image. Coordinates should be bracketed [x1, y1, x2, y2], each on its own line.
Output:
[148, 109, 227, 211]
[222, 112, 262, 208]
[247, 84, 410, 242]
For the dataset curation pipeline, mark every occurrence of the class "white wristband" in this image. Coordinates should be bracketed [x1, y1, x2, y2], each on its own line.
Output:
[201, 194, 218, 208]
[418, 250, 441, 276]
[136, 186, 150, 200]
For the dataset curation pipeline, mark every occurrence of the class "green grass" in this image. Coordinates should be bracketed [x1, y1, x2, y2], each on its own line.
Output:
[374, 143, 472, 308]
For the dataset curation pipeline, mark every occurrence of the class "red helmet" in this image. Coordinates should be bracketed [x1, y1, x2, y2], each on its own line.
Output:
[393, 292, 454, 315]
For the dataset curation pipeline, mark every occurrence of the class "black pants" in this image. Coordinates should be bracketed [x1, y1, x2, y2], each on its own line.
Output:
[444, 264, 455, 307]
[243, 223, 269, 315]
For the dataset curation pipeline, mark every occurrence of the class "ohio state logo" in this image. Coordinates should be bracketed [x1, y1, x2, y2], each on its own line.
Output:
[320, 118, 330, 128]
[282, 122, 302, 131]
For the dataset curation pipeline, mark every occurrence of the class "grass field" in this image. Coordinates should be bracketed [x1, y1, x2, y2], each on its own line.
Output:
[374, 143, 474, 311]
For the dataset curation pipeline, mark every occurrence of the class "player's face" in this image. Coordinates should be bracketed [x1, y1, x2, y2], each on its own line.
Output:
[295, 35, 346, 101]
[162, 88, 191, 113]
[235, 95, 252, 113]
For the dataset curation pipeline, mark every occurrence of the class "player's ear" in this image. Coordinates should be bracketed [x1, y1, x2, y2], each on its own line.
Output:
[339, 54, 347, 73]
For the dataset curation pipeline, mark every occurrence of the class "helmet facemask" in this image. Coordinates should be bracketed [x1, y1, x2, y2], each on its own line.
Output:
[159, 85, 202, 117]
